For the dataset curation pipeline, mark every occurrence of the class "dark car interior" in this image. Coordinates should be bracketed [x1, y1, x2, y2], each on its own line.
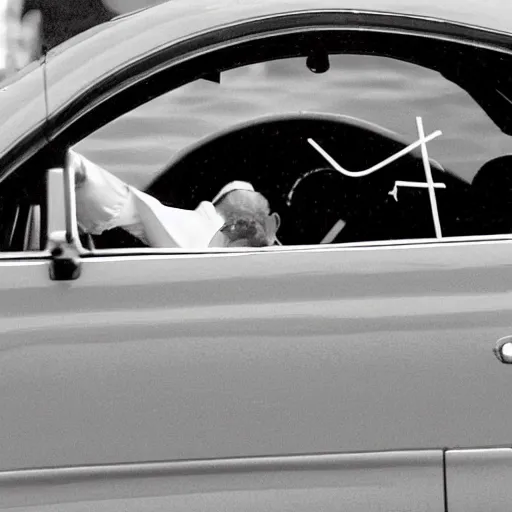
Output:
[144, 113, 483, 245]
[0, 167, 46, 252]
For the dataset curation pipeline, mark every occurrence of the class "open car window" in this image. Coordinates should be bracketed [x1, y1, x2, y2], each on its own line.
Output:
[72, 52, 512, 250]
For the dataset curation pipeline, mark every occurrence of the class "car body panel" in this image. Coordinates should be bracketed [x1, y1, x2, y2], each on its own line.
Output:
[1, 240, 512, 471]
[0, 60, 46, 172]
[0, 451, 444, 511]
[446, 448, 512, 512]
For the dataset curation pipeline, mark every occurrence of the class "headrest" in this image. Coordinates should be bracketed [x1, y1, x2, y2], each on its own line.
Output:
[472, 155, 512, 206]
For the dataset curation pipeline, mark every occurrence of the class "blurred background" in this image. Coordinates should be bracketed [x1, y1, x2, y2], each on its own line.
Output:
[0, 0, 167, 78]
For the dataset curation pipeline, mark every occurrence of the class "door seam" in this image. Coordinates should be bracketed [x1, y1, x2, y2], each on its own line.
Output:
[443, 448, 449, 512]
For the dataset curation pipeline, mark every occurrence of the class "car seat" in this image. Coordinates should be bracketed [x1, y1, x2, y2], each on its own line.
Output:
[470, 155, 512, 235]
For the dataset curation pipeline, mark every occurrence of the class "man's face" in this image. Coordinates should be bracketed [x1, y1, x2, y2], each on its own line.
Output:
[208, 229, 252, 248]
[226, 238, 251, 247]
[212, 190, 281, 247]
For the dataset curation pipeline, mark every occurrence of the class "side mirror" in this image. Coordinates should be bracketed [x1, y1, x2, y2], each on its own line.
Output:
[45, 151, 82, 280]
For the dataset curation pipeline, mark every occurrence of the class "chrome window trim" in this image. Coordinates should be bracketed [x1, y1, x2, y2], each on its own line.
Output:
[0, 251, 51, 261]
[0, 231, 509, 260]
[78, 233, 512, 261]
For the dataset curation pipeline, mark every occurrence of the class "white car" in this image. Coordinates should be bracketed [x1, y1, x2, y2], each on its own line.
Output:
[1, 0, 512, 510]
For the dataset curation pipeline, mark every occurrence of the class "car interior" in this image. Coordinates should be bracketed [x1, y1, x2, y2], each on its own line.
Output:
[89, 111, 512, 250]
[0, 166, 46, 252]
[146, 112, 473, 245]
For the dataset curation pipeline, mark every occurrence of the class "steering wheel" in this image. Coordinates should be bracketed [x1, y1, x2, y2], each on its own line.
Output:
[146, 112, 469, 245]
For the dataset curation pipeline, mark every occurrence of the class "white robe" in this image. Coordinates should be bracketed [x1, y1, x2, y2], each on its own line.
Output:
[73, 152, 225, 248]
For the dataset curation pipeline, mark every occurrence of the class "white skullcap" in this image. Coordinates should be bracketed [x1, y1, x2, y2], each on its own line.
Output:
[212, 180, 255, 204]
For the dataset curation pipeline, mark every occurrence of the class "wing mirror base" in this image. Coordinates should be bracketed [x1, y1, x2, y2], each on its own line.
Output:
[48, 231, 82, 281]
[50, 244, 82, 281]
[46, 160, 83, 281]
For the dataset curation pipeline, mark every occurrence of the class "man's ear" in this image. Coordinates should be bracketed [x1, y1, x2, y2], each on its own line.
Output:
[271, 212, 281, 232]
[265, 212, 281, 245]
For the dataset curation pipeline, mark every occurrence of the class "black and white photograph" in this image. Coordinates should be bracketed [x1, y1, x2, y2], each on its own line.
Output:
[1, 1, 512, 510]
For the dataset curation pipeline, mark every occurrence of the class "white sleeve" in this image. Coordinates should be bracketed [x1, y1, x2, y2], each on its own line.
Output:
[70, 151, 225, 248]
[71, 151, 146, 240]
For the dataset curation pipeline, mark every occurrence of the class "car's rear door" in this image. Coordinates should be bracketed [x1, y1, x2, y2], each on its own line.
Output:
[7, 233, 512, 510]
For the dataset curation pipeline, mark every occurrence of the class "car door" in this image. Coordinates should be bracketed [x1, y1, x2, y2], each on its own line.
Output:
[1, 238, 447, 512]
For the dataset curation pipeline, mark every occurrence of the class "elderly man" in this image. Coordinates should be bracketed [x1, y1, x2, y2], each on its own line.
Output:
[70, 151, 281, 249]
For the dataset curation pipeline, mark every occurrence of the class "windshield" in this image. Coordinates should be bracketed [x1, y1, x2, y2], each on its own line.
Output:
[75, 54, 512, 189]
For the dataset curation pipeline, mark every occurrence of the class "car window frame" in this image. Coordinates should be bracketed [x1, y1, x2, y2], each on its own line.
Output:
[17, 20, 512, 257]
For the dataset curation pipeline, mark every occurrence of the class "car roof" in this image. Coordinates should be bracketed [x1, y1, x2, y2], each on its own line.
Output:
[46, 0, 512, 68]
[44, 0, 512, 118]
[59, 0, 512, 45]
[54, 0, 512, 54]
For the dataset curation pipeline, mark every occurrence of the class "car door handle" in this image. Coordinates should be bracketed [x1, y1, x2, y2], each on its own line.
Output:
[494, 336, 512, 364]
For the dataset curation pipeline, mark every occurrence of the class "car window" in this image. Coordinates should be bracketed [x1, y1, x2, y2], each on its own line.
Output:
[72, 54, 512, 249]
